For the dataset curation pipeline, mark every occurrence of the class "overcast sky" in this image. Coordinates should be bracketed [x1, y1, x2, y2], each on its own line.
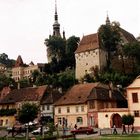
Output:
[0, 0, 140, 64]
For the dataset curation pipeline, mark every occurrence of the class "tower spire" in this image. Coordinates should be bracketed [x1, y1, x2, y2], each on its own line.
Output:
[53, 0, 60, 37]
[55, 0, 58, 21]
[106, 11, 110, 25]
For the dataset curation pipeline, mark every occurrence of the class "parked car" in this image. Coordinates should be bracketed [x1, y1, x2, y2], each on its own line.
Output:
[71, 127, 94, 135]
[31, 127, 49, 135]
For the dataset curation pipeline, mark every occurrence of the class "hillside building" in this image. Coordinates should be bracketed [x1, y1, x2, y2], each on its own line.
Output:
[75, 16, 136, 80]
[12, 55, 44, 82]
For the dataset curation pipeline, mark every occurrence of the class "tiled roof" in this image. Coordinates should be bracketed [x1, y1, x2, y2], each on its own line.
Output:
[41, 88, 63, 105]
[14, 55, 24, 67]
[0, 85, 47, 104]
[127, 75, 140, 89]
[54, 83, 126, 106]
[54, 83, 102, 106]
[120, 28, 136, 42]
[75, 33, 99, 53]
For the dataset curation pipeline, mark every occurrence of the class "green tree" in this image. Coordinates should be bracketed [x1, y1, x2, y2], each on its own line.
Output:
[98, 23, 121, 71]
[0, 53, 15, 67]
[58, 69, 76, 90]
[18, 103, 38, 124]
[0, 74, 16, 90]
[45, 36, 66, 61]
[18, 78, 30, 88]
[123, 42, 140, 73]
[18, 103, 38, 140]
[122, 114, 134, 133]
[66, 36, 80, 68]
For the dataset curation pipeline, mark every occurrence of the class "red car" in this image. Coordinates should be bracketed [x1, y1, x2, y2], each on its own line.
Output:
[71, 127, 94, 135]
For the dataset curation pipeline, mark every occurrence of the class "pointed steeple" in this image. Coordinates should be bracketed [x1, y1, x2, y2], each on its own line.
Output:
[53, 0, 60, 37]
[106, 12, 110, 25]
[15, 55, 24, 67]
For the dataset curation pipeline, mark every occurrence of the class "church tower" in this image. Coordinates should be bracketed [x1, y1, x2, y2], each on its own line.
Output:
[106, 14, 110, 25]
[53, 0, 61, 37]
[45, 0, 66, 63]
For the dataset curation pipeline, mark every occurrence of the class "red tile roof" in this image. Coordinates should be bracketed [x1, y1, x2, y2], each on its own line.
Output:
[54, 83, 126, 106]
[0, 85, 47, 104]
[120, 28, 136, 42]
[54, 83, 102, 106]
[14, 55, 24, 67]
[75, 33, 99, 53]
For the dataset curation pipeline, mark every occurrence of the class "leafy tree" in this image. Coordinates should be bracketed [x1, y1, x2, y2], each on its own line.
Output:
[44, 35, 80, 73]
[18, 78, 30, 88]
[18, 103, 38, 124]
[123, 42, 140, 73]
[122, 114, 134, 133]
[31, 70, 42, 83]
[82, 74, 95, 83]
[18, 103, 38, 140]
[0, 74, 16, 90]
[58, 69, 76, 90]
[98, 23, 121, 71]
[45, 36, 66, 62]
[66, 36, 80, 68]
[0, 53, 15, 67]
[100, 72, 132, 87]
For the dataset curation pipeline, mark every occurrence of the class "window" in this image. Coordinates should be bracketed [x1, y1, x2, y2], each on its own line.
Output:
[42, 105, 45, 111]
[0, 120, 3, 126]
[67, 107, 70, 113]
[47, 105, 50, 110]
[81, 106, 84, 112]
[5, 119, 8, 125]
[132, 93, 138, 103]
[76, 106, 79, 112]
[89, 101, 95, 109]
[58, 108, 61, 114]
[134, 110, 139, 117]
[58, 118, 62, 125]
[6, 105, 9, 109]
[76, 117, 83, 125]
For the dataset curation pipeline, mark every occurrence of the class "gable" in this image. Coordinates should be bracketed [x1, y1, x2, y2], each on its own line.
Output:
[75, 33, 99, 53]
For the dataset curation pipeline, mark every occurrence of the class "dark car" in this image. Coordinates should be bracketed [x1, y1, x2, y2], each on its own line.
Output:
[71, 127, 94, 135]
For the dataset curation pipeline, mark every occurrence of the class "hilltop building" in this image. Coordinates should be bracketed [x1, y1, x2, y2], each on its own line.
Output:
[75, 16, 136, 80]
[12, 55, 45, 82]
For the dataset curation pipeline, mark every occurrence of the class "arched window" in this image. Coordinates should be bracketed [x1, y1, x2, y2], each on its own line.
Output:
[76, 117, 83, 125]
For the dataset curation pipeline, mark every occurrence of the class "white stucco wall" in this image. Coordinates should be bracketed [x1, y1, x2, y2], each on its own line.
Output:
[75, 49, 100, 79]
[98, 109, 128, 129]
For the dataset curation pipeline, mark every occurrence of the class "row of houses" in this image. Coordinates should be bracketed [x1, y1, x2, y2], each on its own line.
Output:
[0, 76, 140, 129]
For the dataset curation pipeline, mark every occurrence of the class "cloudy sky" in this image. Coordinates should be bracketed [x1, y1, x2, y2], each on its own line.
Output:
[0, 0, 140, 64]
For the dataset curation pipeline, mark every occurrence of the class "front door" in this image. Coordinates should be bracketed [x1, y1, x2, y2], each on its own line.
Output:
[112, 114, 122, 128]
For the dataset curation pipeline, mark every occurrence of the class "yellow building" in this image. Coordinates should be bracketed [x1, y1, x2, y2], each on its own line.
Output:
[127, 76, 140, 130]
[12, 55, 45, 81]
[54, 83, 128, 129]
[0, 86, 47, 127]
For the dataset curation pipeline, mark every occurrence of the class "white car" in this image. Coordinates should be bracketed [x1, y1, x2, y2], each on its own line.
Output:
[31, 127, 49, 135]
